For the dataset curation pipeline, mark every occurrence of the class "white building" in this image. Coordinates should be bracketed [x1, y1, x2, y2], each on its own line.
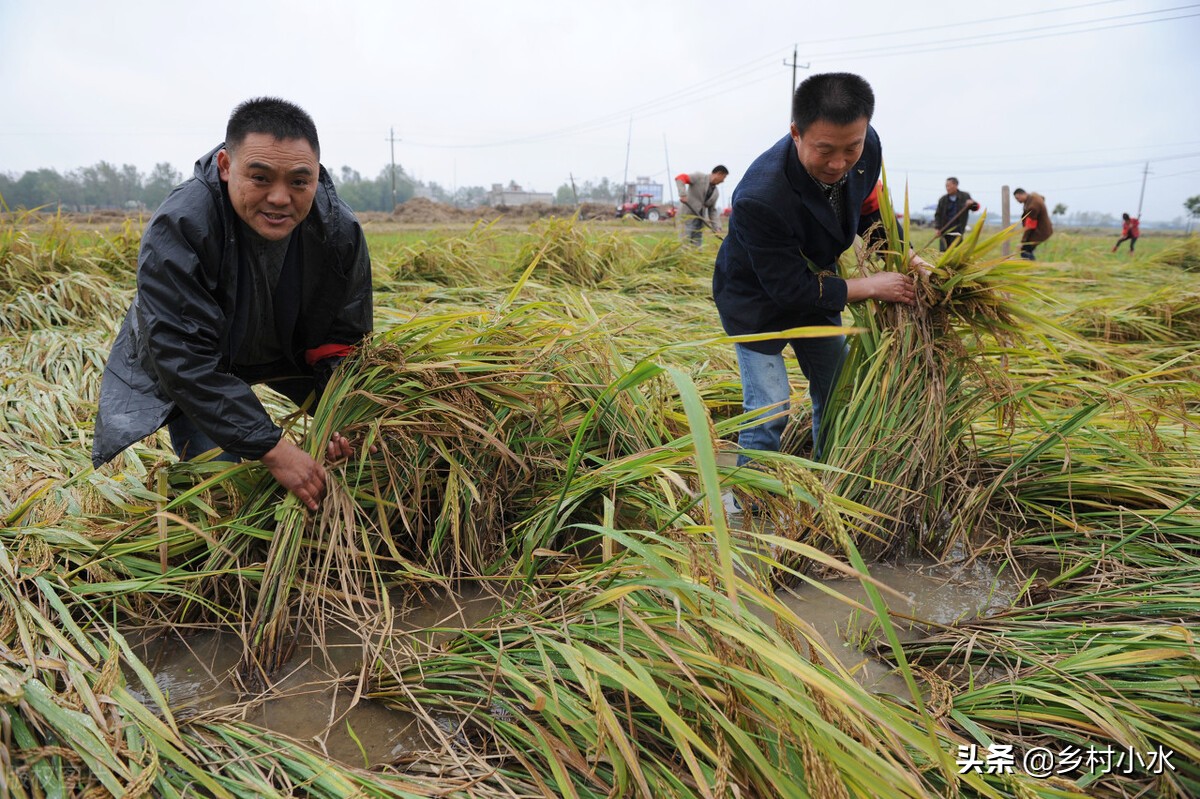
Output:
[487, 181, 553, 206]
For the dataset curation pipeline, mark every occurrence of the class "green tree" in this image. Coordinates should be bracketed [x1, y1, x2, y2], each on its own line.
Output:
[1052, 203, 1067, 216]
[555, 183, 576, 205]
[1185, 195, 1200, 233]
[332, 164, 415, 212]
[77, 161, 144, 208]
[452, 185, 487, 207]
[425, 181, 451, 203]
[143, 162, 183, 209]
[10, 167, 76, 210]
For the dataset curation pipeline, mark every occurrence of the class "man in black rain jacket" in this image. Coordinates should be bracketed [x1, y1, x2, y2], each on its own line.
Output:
[92, 97, 373, 511]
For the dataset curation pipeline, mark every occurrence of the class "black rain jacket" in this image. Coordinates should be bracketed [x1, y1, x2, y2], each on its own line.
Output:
[91, 144, 372, 466]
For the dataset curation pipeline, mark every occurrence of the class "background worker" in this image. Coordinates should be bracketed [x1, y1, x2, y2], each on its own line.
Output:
[1113, 212, 1140, 253]
[676, 165, 729, 246]
[92, 97, 374, 512]
[933, 177, 980, 251]
[712, 72, 929, 470]
[1013, 187, 1053, 260]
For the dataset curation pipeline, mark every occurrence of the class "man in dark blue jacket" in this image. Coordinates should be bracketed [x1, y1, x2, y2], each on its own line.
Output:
[713, 73, 924, 466]
[92, 98, 373, 511]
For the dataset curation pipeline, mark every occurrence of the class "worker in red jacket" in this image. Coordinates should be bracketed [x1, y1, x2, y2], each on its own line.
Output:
[1112, 213, 1140, 253]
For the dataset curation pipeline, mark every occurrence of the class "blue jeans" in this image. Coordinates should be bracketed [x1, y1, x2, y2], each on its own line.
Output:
[168, 413, 241, 463]
[735, 333, 848, 465]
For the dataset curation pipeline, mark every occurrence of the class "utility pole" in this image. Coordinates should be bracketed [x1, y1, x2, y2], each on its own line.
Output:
[385, 127, 401, 209]
[569, 172, 579, 206]
[621, 116, 633, 206]
[1136, 161, 1149, 218]
[783, 45, 810, 113]
[663, 134, 676, 230]
[1001, 185, 1011, 257]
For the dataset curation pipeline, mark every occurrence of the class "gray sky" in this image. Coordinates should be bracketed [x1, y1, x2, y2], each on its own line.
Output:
[2, 0, 1198, 222]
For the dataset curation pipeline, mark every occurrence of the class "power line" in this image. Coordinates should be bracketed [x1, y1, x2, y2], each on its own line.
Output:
[402, 56, 782, 149]
[891, 151, 1200, 177]
[801, 6, 1200, 62]
[781, 0, 1133, 46]
[1047, 167, 1200, 191]
[401, 5, 1195, 152]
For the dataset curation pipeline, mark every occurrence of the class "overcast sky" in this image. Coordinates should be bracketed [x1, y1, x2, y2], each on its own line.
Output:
[2, 0, 1198, 222]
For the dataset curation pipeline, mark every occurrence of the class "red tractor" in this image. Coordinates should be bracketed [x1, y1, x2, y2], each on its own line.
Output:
[616, 193, 673, 222]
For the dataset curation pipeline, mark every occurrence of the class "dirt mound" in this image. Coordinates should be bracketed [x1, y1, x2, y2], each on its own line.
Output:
[389, 197, 475, 224]
[577, 202, 618, 220]
[384, 198, 620, 224]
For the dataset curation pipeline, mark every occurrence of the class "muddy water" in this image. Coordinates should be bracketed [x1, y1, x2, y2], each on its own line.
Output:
[772, 552, 1017, 696]
[128, 547, 1015, 767]
[127, 585, 500, 766]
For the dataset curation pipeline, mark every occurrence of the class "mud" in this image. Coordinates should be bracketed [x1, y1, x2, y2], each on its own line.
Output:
[127, 542, 1016, 767]
[772, 551, 1017, 696]
[126, 585, 500, 766]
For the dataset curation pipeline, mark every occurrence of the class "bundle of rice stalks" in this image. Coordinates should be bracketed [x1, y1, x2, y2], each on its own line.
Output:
[820, 175, 1053, 558]
[1149, 236, 1200, 272]
[513, 216, 636, 287]
[381, 219, 502, 287]
[218, 303, 709, 679]
[0, 209, 137, 296]
[2, 274, 132, 337]
[1058, 288, 1200, 343]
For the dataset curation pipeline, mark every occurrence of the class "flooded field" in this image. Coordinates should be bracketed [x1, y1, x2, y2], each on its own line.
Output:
[3, 216, 1198, 797]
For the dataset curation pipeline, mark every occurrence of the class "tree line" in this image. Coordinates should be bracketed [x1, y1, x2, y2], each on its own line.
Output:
[2, 160, 626, 214]
[1, 162, 186, 213]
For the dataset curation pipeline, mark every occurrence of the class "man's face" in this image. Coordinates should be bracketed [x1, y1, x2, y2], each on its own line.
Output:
[711, 171, 727, 186]
[791, 117, 869, 185]
[1014, 191, 1027, 204]
[217, 133, 319, 241]
[945, 180, 958, 195]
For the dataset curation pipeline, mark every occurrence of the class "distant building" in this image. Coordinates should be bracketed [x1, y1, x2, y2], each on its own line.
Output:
[623, 176, 664, 204]
[487, 181, 553, 206]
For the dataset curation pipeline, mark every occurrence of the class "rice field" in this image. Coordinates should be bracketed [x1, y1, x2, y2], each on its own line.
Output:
[1, 202, 1198, 798]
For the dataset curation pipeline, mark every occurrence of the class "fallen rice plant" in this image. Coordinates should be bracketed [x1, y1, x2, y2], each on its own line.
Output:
[1, 213, 1197, 798]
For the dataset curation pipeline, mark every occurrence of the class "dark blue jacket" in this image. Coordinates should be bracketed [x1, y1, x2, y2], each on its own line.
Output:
[712, 128, 882, 354]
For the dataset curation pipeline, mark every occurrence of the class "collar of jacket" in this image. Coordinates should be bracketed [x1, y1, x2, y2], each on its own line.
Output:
[189, 144, 355, 364]
[779, 126, 880, 244]
[783, 135, 847, 242]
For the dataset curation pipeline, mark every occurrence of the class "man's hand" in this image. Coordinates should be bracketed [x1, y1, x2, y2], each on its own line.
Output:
[327, 431, 354, 462]
[908, 252, 934, 278]
[261, 433, 377, 510]
[261, 437, 328, 512]
[326, 430, 378, 463]
[846, 272, 917, 306]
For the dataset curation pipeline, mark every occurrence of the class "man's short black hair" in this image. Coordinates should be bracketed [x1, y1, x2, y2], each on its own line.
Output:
[713, 165, 729, 175]
[226, 97, 320, 158]
[946, 177, 959, 185]
[1013, 187, 1026, 196]
[791, 73, 875, 135]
